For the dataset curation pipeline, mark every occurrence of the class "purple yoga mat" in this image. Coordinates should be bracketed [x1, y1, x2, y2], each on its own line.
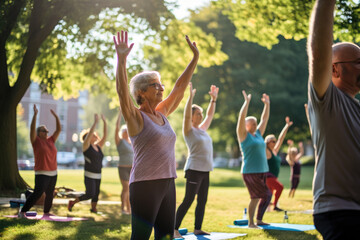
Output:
[4, 215, 88, 222]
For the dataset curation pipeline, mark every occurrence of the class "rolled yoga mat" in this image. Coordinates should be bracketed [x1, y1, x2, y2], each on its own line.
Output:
[234, 219, 248, 226]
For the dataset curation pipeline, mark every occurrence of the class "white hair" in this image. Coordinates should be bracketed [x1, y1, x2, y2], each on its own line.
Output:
[129, 71, 160, 105]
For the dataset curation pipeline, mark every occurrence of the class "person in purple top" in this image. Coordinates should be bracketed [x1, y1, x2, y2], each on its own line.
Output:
[113, 30, 199, 240]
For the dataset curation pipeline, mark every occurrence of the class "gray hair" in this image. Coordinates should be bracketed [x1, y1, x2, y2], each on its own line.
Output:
[245, 116, 257, 123]
[120, 124, 128, 136]
[130, 71, 161, 105]
[191, 104, 203, 115]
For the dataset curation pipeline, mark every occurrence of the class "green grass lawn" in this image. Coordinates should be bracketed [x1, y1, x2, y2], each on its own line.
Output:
[0, 166, 321, 239]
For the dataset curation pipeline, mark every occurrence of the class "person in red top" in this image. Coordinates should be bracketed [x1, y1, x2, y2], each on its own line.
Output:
[18, 104, 61, 218]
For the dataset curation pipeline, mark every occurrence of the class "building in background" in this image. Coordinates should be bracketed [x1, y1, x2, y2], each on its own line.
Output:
[20, 82, 87, 153]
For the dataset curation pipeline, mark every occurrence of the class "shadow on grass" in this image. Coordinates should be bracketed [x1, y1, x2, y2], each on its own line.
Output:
[264, 229, 318, 240]
[13, 232, 37, 240]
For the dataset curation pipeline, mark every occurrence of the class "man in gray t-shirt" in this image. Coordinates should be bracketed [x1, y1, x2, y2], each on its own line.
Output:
[307, 0, 360, 239]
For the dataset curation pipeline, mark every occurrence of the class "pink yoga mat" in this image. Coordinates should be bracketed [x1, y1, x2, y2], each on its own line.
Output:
[4, 215, 88, 222]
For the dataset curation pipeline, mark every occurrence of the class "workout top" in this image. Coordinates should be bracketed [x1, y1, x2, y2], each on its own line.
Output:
[184, 127, 213, 172]
[116, 140, 134, 166]
[267, 149, 281, 178]
[32, 136, 57, 175]
[291, 161, 301, 177]
[129, 111, 177, 184]
[308, 82, 360, 214]
[240, 130, 269, 174]
[84, 144, 104, 179]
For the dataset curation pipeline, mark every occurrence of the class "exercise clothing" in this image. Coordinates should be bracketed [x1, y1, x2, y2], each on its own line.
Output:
[240, 130, 269, 174]
[118, 166, 131, 181]
[267, 150, 281, 178]
[84, 144, 103, 177]
[175, 170, 210, 230]
[183, 127, 213, 172]
[32, 136, 57, 172]
[308, 82, 360, 215]
[129, 111, 177, 184]
[116, 140, 134, 166]
[130, 178, 176, 240]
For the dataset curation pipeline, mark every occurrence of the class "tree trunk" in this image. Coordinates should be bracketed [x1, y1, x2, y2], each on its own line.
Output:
[0, 103, 29, 192]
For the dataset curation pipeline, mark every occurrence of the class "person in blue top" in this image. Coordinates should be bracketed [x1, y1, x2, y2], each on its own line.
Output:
[237, 90, 271, 228]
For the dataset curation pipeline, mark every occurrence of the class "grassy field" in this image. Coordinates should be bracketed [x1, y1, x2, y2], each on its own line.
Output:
[0, 166, 321, 240]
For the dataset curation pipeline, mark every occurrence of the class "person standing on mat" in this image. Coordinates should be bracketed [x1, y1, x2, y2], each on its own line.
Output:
[307, 0, 360, 238]
[237, 90, 271, 228]
[174, 83, 219, 238]
[264, 116, 293, 211]
[68, 113, 107, 213]
[18, 104, 61, 218]
[115, 111, 133, 215]
[286, 140, 303, 198]
[113, 30, 199, 240]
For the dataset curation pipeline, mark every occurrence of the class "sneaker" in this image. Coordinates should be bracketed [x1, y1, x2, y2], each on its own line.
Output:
[274, 206, 284, 212]
[68, 200, 75, 211]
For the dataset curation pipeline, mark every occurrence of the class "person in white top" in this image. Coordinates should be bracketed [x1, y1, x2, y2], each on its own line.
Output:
[174, 83, 218, 239]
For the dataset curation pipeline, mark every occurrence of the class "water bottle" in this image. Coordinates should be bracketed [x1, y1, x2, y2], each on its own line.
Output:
[20, 193, 26, 200]
[283, 210, 289, 223]
[243, 208, 247, 219]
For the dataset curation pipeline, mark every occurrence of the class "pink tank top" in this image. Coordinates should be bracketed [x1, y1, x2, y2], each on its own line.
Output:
[129, 111, 177, 184]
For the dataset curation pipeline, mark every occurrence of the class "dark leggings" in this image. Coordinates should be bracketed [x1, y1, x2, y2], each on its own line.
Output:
[291, 176, 300, 190]
[21, 174, 57, 213]
[78, 176, 101, 202]
[130, 178, 176, 240]
[314, 210, 360, 240]
[175, 170, 209, 230]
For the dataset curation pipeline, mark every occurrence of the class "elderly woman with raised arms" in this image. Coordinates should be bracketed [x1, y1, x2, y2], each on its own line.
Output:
[113, 30, 199, 240]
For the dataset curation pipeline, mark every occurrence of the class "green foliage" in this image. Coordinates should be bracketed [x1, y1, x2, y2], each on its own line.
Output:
[214, 0, 360, 49]
[188, 6, 310, 156]
[16, 104, 31, 158]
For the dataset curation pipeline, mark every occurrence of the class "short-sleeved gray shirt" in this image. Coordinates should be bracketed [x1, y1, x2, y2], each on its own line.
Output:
[308, 82, 360, 214]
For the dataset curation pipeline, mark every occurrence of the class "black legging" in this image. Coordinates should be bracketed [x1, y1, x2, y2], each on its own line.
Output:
[175, 170, 209, 230]
[21, 174, 57, 213]
[78, 176, 101, 202]
[130, 178, 176, 240]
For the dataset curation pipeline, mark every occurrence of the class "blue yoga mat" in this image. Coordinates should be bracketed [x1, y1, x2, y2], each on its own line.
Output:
[175, 232, 246, 240]
[228, 223, 315, 232]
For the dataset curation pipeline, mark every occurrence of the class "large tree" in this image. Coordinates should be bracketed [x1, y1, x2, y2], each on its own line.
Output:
[0, 0, 172, 191]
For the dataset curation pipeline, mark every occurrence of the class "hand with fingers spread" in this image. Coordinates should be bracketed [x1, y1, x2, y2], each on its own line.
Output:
[209, 85, 219, 101]
[113, 30, 134, 59]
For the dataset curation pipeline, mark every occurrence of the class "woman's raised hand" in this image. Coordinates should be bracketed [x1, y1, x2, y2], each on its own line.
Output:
[209, 85, 219, 101]
[33, 104, 38, 114]
[285, 116, 293, 127]
[94, 114, 99, 123]
[242, 90, 251, 103]
[113, 30, 134, 59]
[185, 35, 199, 58]
[189, 82, 196, 97]
[261, 93, 270, 104]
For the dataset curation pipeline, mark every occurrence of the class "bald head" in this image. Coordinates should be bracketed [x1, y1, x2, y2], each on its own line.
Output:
[332, 42, 360, 63]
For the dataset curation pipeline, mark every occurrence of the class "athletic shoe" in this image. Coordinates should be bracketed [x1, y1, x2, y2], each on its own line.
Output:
[68, 200, 75, 211]
[274, 206, 284, 211]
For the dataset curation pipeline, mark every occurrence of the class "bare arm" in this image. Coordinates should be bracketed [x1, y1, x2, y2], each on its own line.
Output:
[286, 139, 294, 166]
[257, 94, 270, 136]
[304, 103, 313, 136]
[183, 83, 195, 136]
[273, 116, 293, 155]
[156, 35, 199, 117]
[83, 114, 99, 152]
[237, 90, 251, 143]
[114, 30, 143, 137]
[115, 111, 121, 146]
[308, 0, 335, 98]
[200, 85, 219, 131]
[295, 142, 305, 161]
[50, 109, 61, 142]
[30, 104, 38, 144]
[97, 114, 107, 148]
